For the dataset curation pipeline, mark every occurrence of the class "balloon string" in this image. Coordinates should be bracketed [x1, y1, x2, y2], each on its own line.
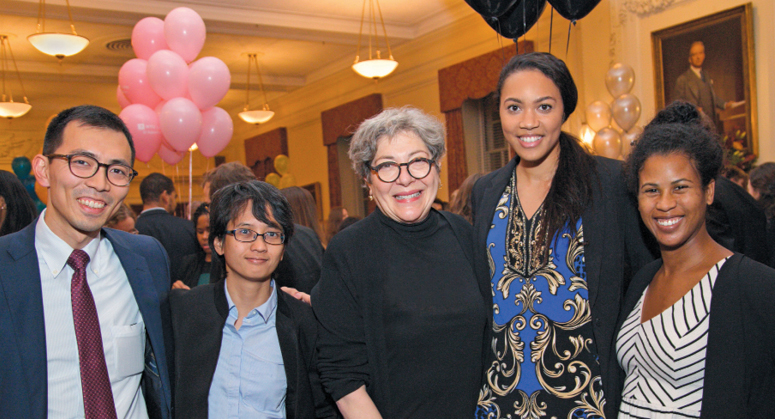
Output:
[549, 7, 554, 55]
[175, 162, 180, 216]
[565, 20, 574, 58]
[188, 150, 193, 220]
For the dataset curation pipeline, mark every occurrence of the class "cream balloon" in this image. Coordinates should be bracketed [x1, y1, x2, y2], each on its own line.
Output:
[612, 94, 641, 132]
[605, 63, 635, 98]
[593, 127, 622, 160]
[586, 101, 612, 132]
[621, 126, 644, 158]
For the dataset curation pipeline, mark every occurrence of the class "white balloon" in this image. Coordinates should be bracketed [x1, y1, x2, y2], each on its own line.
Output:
[606, 63, 635, 97]
[612, 94, 642, 132]
[593, 127, 622, 159]
[586, 101, 612, 132]
[621, 126, 643, 158]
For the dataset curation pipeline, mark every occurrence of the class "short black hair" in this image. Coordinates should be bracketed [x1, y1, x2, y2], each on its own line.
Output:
[0, 170, 38, 236]
[192, 202, 210, 229]
[44, 105, 135, 163]
[496, 52, 577, 122]
[207, 162, 256, 200]
[140, 173, 175, 204]
[209, 180, 295, 281]
[625, 101, 723, 195]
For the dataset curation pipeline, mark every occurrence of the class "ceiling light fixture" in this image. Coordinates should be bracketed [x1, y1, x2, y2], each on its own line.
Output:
[0, 35, 31, 119]
[352, 0, 398, 80]
[27, 0, 89, 61]
[239, 53, 275, 125]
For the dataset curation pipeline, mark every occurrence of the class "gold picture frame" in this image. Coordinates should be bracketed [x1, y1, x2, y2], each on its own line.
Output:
[652, 3, 757, 154]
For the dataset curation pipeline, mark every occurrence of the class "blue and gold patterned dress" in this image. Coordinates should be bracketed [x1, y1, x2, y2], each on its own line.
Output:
[476, 173, 606, 419]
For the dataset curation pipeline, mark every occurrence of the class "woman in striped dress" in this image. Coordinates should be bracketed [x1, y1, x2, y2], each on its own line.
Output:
[616, 102, 775, 418]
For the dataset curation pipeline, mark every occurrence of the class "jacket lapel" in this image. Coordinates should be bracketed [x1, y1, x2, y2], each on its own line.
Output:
[275, 293, 299, 419]
[2, 222, 48, 416]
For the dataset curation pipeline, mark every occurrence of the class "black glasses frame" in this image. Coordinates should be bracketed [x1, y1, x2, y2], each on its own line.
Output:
[45, 153, 138, 187]
[224, 228, 286, 245]
[367, 157, 435, 183]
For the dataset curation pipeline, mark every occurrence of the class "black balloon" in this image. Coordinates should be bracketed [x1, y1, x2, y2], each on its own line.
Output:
[483, 0, 547, 40]
[547, 0, 601, 21]
[464, 0, 521, 19]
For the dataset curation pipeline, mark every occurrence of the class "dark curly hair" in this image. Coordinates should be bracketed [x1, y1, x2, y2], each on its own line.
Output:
[749, 162, 775, 219]
[625, 101, 723, 195]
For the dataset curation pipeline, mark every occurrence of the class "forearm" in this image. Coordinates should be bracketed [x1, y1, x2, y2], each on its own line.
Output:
[335, 386, 382, 419]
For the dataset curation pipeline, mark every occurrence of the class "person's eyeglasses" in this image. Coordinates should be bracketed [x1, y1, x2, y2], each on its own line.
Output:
[224, 228, 286, 245]
[45, 154, 138, 187]
[368, 157, 435, 183]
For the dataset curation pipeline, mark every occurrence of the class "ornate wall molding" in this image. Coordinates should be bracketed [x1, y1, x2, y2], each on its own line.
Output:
[622, 0, 687, 17]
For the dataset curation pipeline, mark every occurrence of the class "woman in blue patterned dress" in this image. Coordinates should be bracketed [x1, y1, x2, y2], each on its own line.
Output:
[614, 101, 775, 418]
[471, 52, 654, 419]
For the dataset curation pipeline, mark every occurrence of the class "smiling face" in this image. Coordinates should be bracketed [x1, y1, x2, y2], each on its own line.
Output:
[368, 131, 440, 224]
[638, 153, 715, 251]
[33, 121, 133, 248]
[196, 213, 211, 257]
[500, 69, 565, 169]
[213, 202, 284, 284]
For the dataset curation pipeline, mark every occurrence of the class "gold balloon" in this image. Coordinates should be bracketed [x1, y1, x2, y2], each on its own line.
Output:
[265, 173, 281, 187]
[593, 127, 622, 160]
[278, 173, 296, 189]
[586, 101, 612, 132]
[274, 154, 290, 175]
[612, 94, 641, 132]
[605, 63, 635, 98]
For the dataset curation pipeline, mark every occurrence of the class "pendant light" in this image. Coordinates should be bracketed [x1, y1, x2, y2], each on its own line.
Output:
[238, 53, 275, 125]
[0, 35, 32, 119]
[352, 0, 398, 80]
[27, 0, 89, 60]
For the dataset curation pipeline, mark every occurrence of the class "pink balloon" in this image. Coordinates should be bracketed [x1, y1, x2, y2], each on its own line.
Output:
[158, 97, 202, 152]
[118, 59, 162, 108]
[188, 57, 231, 110]
[116, 85, 131, 109]
[158, 144, 186, 165]
[147, 49, 189, 100]
[197, 107, 233, 157]
[119, 104, 162, 163]
[131, 17, 168, 60]
[164, 7, 206, 63]
[155, 99, 167, 115]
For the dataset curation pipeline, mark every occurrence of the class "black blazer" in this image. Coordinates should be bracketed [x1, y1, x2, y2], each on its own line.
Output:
[136, 209, 198, 282]
[471, 156, 655, 419]
[615, 254, 775, 418]
[170, 280, 338, 419]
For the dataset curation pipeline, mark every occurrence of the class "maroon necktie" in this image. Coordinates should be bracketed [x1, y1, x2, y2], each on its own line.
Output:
[67, 249, 118, 419]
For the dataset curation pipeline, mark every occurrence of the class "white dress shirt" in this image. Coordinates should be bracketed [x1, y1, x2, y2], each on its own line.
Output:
[35, 210, 148, 419]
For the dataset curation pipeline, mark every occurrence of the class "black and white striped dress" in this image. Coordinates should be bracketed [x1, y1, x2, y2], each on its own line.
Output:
[615, 258, 729, 418]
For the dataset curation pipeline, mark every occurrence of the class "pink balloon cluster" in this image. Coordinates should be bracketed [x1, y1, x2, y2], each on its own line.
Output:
[117, 8, 233, 164]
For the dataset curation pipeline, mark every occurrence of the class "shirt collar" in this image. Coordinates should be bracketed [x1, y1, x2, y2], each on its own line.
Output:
[690, 65, 702, 78]
[140, 207, 167, 214]
[35, 208, 104, 277]
[223, 279, 278, 325]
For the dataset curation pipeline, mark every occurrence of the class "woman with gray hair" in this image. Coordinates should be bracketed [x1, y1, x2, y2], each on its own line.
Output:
[312, 107, 488, 418]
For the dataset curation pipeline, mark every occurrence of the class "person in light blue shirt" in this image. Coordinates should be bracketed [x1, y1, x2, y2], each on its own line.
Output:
[170, 180, 339, 419]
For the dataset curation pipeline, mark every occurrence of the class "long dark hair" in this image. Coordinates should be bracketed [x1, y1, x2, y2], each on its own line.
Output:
[498, 52, 597, 247]
[0, 170, 38, 236]
[280, 186, 324, 243]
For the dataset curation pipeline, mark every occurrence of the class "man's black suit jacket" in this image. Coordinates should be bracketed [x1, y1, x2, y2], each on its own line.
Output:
[169, 280, 338, 419]
[136, 208, 198, 282]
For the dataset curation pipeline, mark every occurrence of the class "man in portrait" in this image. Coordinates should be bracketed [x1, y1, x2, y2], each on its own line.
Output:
[673, 41, 731, 130]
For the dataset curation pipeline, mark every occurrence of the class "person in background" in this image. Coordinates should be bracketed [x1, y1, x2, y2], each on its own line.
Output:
[723, 165, 749, 190]
[431, 197, 447, 211]
[170, 180, 338, 419]
[0, 169, 38, 236]
[748, 162, 775, 266]
[206, 162, 325, 294]
[337, 216, 360, 233]
[673, 41, 731, 130]
[616, 101, 775, 418]
[105, 203, 138, 234]
[448, 172, 483, 224]
[281, 186, 325, 245]
[172, 203, 214, 290]
[0, 105, 173, 418]
[312, 107, 487, 418]
[135, 172, 198, 281]
[471, 52, 654, 419]
[325, 206, 348, 246]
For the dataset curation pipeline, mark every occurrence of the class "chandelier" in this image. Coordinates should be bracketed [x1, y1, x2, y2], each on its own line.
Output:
[27, 0, 89, 60]
[352, 0, 398, 80]
[0, 35, 31, 119]
[238, 53, 275, 125]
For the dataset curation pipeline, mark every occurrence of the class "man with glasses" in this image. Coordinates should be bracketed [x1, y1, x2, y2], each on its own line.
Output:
[170, 180, 337, 418]
[0, 105, 173, 419]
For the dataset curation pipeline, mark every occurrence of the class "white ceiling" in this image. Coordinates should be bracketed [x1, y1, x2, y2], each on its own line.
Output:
[0, 0, 475, 133]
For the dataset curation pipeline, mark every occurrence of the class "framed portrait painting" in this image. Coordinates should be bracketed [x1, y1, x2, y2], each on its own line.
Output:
[652, 3, 757, 154]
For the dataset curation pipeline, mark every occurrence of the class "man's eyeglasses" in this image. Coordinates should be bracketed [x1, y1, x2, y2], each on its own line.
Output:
[224, 228, 286, 245]
[46, 154, 137, 187]
[368, 157, 435, 183]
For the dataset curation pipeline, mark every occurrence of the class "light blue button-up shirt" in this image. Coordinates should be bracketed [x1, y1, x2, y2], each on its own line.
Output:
[208, 280, 287, 419]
